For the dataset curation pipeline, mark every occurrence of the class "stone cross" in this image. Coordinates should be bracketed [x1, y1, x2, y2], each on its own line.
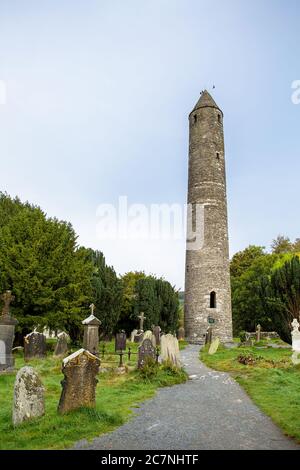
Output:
[138, 312, 146, 331]
[1, 290, 15, 316]
[89, 303, 96, 315]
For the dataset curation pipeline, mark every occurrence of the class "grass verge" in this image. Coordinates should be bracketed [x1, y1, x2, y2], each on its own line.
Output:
[201, 342, 300, 443]
[0, 343, 187, 450]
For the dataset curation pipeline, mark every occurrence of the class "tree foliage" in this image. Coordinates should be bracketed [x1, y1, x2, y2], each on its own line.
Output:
[0, 193, 179, 343]
[265, 256, 300, 343]
[231, 239, 300, 344]
[0, 193, 92, 342]
[119, 272, 179, 334]
[88, 249, 123, 339]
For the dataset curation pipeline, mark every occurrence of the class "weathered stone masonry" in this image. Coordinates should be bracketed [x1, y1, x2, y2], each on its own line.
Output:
[184, 90, 233, 344]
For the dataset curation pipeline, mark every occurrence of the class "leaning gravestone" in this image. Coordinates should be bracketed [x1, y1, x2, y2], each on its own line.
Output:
[24, 332, 47, 360]
[82, 304, 101, 357]
[58, 349, 100, 414]
[54, 332, 69, 357]
[138, 338, 156, 369]
[0, 290, 18, 372]
[160, 334, 181, 367]
[115, 331, 126, 351]
[13, 366, 45, 426]
[208, 338, 220, 355]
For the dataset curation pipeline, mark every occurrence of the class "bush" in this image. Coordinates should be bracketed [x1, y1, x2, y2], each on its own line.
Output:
[138, 357, 158, 381]
[239, 330, 247, 343]
[237, 353, 263, 366]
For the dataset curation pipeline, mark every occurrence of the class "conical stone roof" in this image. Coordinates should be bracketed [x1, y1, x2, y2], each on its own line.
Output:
[191, 90, 222, 114]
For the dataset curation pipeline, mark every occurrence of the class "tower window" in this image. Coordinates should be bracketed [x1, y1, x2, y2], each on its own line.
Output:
[216, 152, 220, 160]
[193, 114, 197, 124]
[218, 114, 221, 123]
[210, 291, 216, 308]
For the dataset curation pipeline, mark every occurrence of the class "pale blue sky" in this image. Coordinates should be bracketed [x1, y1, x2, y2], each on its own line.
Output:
[0, 0, 299, 289]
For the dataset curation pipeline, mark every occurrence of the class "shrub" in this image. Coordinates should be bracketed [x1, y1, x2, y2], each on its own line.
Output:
[239, 330, 247, 343]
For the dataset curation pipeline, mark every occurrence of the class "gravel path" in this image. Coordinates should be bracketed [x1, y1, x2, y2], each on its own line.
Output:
[74, 345, 299, 450]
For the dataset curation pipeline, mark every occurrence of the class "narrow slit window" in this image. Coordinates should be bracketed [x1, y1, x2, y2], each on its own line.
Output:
[210, 291, 216, 308]
[216, 152, 220, 160]
[218, 114, 221, 123]
[193, 114, 197, 124]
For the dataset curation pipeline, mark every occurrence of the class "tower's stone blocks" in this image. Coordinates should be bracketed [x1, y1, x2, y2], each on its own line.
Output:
[184, 91, 233, 344]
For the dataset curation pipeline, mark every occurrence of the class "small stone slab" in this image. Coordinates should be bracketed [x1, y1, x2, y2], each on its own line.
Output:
[160, 334, 181, 367]
[115, 331, 126, 351]
[130, 329, 138, 342]
[58, 349, 100, 414]
[134, 330, 144, 344]
[13, 366, 45, 426]
[152, 326, 161, 346]
[54, 332, 69, 357]
[82, 314, 101, 356]
[138, 339, 156, 368]
[208, 338, 220, 355]
[24, 332, 47, 360]
[0, 314, 18, 372]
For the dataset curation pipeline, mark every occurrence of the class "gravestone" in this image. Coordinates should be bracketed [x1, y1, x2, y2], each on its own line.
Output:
[24, 332, 47, 360]
[13, 366, 45, 426]
[0, 290, 18, 372]
[54, 332, 69, 357]
[143, 330, 156, 346]
[205, 326, 213, 345]
[177, 326, 185, 341]
[130, 329, 138, 342]
[138, 338, 156, 368]
[134, 330, 144, 343]
[138, 312, 146, 331]
[256, 324, 261, 342]
[58, 349, 100, 414]
[82, 304, 101, 356]
[152, 325, 161, 346]
[160, 334, 181, 367]
[115, 331, 126, 351]
[208, 338, 220, 355]
[291, 319, 300, 353]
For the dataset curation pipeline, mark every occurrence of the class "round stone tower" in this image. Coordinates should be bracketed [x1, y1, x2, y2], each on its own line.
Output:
[184, 90, 233, 344]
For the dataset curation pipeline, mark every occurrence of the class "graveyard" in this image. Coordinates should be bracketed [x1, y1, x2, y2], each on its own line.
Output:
[0, 338, 188, 450]
[0, 2, 300, 453]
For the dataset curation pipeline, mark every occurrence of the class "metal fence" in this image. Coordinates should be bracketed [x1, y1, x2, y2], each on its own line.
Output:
[100, 343, 160, 367]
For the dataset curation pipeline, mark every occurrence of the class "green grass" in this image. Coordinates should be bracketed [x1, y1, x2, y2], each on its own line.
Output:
[201, 342, 300, 443]
[0, 344, 187, 450]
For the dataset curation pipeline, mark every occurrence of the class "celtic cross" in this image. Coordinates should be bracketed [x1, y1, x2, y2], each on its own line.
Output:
[1, 290, 15, 316]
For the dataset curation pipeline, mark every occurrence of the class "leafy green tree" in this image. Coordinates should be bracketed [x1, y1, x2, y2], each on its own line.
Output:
[88, 249, 123, 339]
[0, 193, 92, 343]
[118, 271, 146, 332]
[264, 256, 300, 343]
[230, 245, 266, 278]
[271, 235, 293, 254]
[118, 272, 179, 334]
[231, 252, 279, 334]
[292, 238, 300, 253]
